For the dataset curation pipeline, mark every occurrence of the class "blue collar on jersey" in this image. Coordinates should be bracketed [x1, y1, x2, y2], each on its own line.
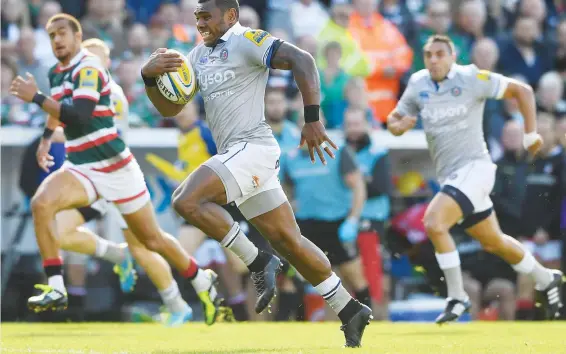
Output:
[210, 22, 245, 50]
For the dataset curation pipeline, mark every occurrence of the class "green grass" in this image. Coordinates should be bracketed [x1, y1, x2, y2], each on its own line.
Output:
[2, 322, 566, 353]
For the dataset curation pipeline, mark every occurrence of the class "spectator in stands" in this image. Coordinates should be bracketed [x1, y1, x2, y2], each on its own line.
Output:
[1, 0, 29, 42]
[497, 16, 553, 89]
[317, 3, 371, 78]
[121, 23, 152, 64]
[147, 11, 171, 50]
[471, 38, 506, 145]
[349, 0, 413, 124]
[412, 0, 470, 72]
[319, 42, 350, 129]
[167, 0, 201, 55]
[518, 0, 554, 40]
[265, 0, 294, 35]
[536, 72, 566, 116]
[157, 1, 179, 30]
[379, 0, 418, 47]
[117, 59, 159, 127]
[521, 113, 564, 270]
[456, 0, 488, 49]
[239, 5, 260, 30]
[343, 77, 375, 127]
[17, 27, 50, 96]
[492, 120, 528, 239]
[554, 19, 566, 79]
[265, 88, 299, 153]
[296, 35, 318, 60]
[81, 0, 127, 57]
[33, 1, 60, 68]
[289, 0, 329, 39]
[1, 57, 44, 127]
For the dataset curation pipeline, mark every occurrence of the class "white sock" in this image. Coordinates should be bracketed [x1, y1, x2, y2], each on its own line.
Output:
[190, 269, 212, 294]
[314, 272, 352, 314]
[511, 249, 554, 290]
[94, 238, 126, 264]
[159, 281, 188, 313]
[220, 222, 259, 266]
[436, 251, 468, 301]
[48, 275, 66, 294]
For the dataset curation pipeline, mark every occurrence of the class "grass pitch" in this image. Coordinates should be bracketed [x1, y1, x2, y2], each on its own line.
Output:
[2, 322, 566, 354]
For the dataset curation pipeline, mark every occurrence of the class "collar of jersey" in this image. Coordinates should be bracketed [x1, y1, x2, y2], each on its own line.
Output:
[429, 63, 457, 89]
[220, 22, 245, 41]
[57, 48, 88, 71]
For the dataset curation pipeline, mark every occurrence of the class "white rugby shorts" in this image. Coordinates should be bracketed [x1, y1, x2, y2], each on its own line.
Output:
[203, 141, 287, 219]
[441, 160, 497, 214]
[63, 158, 150, 215]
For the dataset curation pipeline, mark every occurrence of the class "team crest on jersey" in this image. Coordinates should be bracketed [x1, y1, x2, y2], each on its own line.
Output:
[451, 87, 462, 97]
[220, 48, 229, 61]
[244, 30, 270, 46]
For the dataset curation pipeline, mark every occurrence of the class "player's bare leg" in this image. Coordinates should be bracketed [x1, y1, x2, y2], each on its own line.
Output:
[56, 208, 137, 292]
[248, 201, 372, 347]
[466, 213, 564, 319]
[122, 201, 221, 325]
[172, 166, 279, 315]
[28, 170, 90, 313]
[423, 192, 472, 323]
[122, 229, 193, 326]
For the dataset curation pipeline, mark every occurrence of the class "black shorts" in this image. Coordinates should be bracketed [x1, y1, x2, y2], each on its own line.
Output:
[76, 206, 103, 223]
[182, 202, 272, 252]
[297, 218, 358, 266]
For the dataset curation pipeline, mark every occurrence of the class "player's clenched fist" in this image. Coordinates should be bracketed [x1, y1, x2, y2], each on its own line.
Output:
[523, 131, 543, 156]
[141, 48, 184, 77]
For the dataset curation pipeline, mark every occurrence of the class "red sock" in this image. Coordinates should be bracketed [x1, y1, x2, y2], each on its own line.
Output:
[43, 257, 63, 277]
[43, 257, 63, 267]
[182, 257, 199, 280]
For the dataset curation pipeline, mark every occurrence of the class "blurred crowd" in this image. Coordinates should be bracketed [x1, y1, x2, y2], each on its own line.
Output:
[2, 0, 566, 322]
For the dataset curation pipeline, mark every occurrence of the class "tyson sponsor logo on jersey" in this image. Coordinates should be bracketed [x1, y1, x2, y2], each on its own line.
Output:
[198, 70, 236, 90]
[421, 104, 468, 121]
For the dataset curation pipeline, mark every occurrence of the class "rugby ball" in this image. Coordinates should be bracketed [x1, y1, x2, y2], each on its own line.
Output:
[156, 49, 197, 105]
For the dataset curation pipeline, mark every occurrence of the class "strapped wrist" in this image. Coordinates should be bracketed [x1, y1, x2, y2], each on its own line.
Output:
[42, 127, 54, 140]
[141, 70, 157, 87]
[304, 105, 320, 123]
[32, 92, 47, 107]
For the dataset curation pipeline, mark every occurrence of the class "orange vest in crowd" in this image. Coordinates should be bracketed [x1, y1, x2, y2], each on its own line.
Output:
[348, 12, 413, 123]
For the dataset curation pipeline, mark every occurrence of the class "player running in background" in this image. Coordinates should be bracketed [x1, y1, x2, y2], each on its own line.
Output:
[49, 38, 197, 326]
[388, 34, 564, 323]
[9, 13, 221, 326]
[141, 0, 371, 347]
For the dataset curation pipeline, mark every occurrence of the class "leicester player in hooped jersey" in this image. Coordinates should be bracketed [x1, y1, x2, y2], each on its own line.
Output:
[387, 34, 564, 324]
[10, 13, 222, 322]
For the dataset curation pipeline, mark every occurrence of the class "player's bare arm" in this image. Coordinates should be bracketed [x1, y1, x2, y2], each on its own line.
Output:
[270, 42, 338, 164]
[386, 111, 417, 136]
[142, 48, 186, 117]
[501, 79, 542, 155]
